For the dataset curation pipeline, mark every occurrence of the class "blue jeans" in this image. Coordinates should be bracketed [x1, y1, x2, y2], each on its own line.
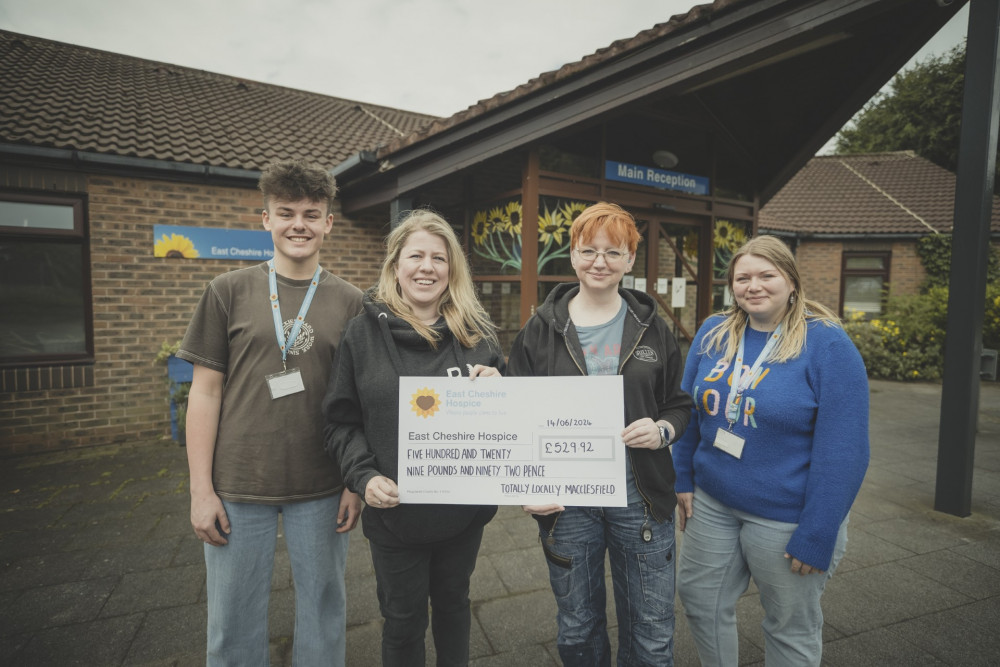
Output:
[677, 488, 848, 667]
[368, 525, 485, 667]
[540, 502, 676, 667]
[204, 496, 350, 667]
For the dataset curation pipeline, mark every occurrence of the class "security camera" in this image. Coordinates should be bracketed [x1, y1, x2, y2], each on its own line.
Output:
[935, 0, 954, 7]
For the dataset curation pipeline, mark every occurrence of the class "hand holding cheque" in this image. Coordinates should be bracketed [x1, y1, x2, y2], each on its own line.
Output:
[398, 375, 626, 506]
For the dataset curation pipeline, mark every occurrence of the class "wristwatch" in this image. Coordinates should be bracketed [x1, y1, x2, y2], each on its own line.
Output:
[658, 425, 669, 449]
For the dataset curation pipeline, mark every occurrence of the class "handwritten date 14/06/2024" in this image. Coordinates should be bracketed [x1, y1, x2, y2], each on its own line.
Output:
[545, 417, 593, 428]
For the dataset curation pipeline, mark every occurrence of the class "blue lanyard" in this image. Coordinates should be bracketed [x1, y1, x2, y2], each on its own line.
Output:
[725, 324, 782, 426]
[268, 259, 322, 369]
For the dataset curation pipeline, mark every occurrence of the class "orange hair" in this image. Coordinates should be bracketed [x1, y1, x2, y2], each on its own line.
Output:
[569, 202, 640, 253]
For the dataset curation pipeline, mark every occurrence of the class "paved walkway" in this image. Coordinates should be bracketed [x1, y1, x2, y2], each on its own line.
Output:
[1, 379, 999, 666]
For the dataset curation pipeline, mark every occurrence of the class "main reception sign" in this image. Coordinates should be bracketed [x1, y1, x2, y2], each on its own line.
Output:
[604, 160, 710, 195]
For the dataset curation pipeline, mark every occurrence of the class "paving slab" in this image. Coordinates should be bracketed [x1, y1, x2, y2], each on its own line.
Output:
[125, 604, 206, 665]
[821, 627, 947, 666]
[12, 614, 144, 665]
[0, 380, 997, 665]
[887, 602, 1000, 666]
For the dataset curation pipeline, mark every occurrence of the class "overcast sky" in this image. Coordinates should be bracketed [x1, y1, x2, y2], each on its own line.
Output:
[1, 0, 969, 120]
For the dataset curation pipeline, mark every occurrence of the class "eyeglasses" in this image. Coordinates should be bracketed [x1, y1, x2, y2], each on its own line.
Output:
[575, 248, 629, 263]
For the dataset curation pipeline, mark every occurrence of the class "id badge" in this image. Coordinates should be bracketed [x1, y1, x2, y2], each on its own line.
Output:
[713, 427, 745, 459]
[266, 368, 305, 399]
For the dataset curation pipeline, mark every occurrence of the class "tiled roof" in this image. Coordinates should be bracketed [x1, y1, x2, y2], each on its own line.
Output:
[378, 0, 744, 157]
[759, 152, 1000, 236]
[0, 30, 437, 171]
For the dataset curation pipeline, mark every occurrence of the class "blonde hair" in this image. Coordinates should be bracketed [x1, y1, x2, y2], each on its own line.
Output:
[374, 210, 498, 349]
[702, 235, 840, 363]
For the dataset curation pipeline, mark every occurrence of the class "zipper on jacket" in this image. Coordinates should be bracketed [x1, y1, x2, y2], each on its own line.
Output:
[562, 303, 665, 522]
[562, 335, 587, 375]
[619, 323, 665, 523]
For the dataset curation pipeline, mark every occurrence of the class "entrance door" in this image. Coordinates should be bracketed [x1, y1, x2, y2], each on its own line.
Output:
[632, 214, 711, 355]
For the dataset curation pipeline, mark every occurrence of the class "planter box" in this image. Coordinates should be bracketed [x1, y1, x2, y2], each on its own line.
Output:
[166, 356, 193, 443]
[167, 355, 194, 383]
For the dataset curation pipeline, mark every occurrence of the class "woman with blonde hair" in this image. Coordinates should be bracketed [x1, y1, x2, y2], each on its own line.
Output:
[323, 209, 504, 666]
[673, 234, 869, 666]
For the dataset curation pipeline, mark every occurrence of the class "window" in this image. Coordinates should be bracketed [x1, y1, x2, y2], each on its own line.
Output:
[841, 251, 890, 318]
[0, 192, 92, 365]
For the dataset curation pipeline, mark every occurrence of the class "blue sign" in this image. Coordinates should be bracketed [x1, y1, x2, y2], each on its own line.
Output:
[604, 161, 710, 195]
[153, 224, 274, 261]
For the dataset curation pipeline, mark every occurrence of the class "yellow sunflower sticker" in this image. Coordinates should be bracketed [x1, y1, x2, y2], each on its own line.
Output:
[471, 210, 489, 245]
[504, 200, 523, 235]
[713, 220, 746, 253]
[488, 206, 508, 233]
[538, 207, 566, 245]
[410, 387, 441, 419]
[559, 201, 587, 227]
[155, 233, 200, 258]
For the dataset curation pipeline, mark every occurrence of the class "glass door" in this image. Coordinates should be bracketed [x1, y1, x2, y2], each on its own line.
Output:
[632, 213, 708, 358]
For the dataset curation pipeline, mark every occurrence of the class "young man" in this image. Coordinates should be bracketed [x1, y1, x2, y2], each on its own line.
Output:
[177, 160, 363, 666]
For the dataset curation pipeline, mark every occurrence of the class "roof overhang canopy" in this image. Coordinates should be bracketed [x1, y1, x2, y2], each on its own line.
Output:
[335, 0, 966, 215]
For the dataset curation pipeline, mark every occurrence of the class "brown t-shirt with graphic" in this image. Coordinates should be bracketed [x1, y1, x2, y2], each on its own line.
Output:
[178, 263, 362, 504]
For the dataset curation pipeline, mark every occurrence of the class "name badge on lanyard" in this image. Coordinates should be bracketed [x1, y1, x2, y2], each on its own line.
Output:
[713, 324, 781, 459]
[266, 368, 306, 399]
[265, 259, 321, 400]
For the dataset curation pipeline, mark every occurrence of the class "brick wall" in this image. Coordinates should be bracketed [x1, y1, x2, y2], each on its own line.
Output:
[794, 238, 929, 316]
[0, 171, 386, 456]
[886, 240, 925, 297]
[794, 240, 843, 313]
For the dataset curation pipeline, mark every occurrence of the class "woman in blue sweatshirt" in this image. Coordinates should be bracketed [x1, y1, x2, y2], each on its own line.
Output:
[673, 235, 869, 666]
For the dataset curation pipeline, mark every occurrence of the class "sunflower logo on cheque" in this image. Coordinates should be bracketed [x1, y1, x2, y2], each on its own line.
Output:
[410, 388, 441, 418]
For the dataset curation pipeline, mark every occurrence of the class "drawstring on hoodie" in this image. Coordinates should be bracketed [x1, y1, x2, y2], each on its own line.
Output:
[376, 310, 471, 377]
[376, 312, 406, 375]
[547, 323, 557, 376]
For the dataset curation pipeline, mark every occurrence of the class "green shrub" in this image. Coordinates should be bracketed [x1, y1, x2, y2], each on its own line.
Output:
[985, 282, 1000, 351]
[844, 283, 1000, 381]
[916, 235, 1000, 291]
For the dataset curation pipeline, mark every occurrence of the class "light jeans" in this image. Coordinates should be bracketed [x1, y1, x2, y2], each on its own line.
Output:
[540, 501, 676, 667]
[677, 487, 848, 667]
[204, 496, 350, 667]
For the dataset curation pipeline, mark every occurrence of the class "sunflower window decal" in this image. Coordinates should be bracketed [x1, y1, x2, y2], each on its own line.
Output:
[154, 232, 200, 258]
[712, 220, 748, 279]
[681, 220, 748, 279]
[470, 198, 523, 272]
[469, 197, 589, 272]
[410, 387, 441, 418]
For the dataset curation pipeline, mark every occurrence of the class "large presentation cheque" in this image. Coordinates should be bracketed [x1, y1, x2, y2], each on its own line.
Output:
[398, 375, 625, 506]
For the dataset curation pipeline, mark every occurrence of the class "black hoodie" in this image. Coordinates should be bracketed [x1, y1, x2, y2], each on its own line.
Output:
[507, 283, 693, 521]
[323, 292, 503, 546]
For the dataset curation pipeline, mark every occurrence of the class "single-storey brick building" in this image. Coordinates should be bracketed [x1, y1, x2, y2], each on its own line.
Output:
[0, 0, 967, 454]
[760, 151, 1000, 317]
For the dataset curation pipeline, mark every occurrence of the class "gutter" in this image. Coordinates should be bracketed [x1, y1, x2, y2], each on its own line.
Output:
[0, 143, 261, 182]
[330, 150, 378, 181]
[761, 230, 1000, 241]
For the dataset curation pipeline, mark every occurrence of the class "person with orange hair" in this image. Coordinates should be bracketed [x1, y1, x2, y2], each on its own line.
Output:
[508, 202, 693, 666]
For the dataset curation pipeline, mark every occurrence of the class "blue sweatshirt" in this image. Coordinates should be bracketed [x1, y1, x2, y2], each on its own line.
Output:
[672, 315, 870, 571]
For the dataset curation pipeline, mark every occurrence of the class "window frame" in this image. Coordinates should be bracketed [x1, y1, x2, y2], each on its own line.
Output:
[0, 190, 94, 367]
[839, 250, 891, 318]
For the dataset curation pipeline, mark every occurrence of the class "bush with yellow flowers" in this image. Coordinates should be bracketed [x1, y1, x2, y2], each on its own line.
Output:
[844, 283, 1000, 381]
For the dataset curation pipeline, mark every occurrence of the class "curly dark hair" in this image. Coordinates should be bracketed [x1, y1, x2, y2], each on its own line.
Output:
[257, 160, 337, 214]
